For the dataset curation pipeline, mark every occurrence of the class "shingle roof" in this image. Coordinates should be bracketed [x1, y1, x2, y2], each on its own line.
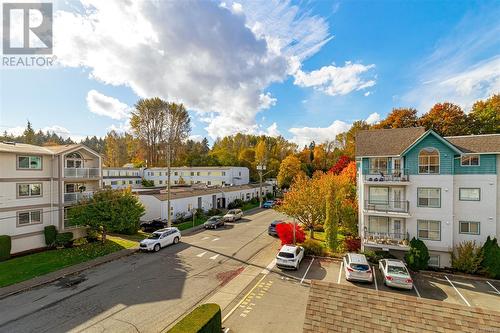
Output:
[445, 134, 500, 153]
[0, 142, 81, 155]
[355, 127, 426, 157]
[304, 281, 500, 333]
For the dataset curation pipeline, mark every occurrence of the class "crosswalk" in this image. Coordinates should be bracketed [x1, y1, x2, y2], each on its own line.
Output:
[192, 236, 223, 260]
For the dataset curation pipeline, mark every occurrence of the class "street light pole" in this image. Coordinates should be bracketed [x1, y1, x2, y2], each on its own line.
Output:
[257, 164, 266, 208]
[167, 141, 172, 228]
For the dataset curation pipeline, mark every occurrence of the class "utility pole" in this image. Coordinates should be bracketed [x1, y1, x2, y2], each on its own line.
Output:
[167, 141, 172, 228]
[257, 164, 266, 208]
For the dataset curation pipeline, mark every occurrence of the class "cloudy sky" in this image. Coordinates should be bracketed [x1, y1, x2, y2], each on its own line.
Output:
[1, 0, 499, 146]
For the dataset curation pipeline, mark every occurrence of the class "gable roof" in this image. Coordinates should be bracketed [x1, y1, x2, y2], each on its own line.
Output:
[355, 127, 426, 157]
[0, 142, 99, 156]
[445, 134, 500, 154]
[400, 129, 463, 156]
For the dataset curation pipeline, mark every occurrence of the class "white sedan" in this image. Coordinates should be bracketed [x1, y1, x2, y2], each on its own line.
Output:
[276, 244, 304, 270]
[378, 259, 414, 290]
[139, 227, 181, 252]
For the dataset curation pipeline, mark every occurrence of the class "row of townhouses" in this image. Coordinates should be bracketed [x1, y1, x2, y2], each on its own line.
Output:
[0, 141, 255, 254]
[356, 127, 500, 268]
[102, 166, 249, 188]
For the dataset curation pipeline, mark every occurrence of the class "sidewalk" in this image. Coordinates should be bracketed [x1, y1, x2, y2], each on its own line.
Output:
[0, 247, 138, 299]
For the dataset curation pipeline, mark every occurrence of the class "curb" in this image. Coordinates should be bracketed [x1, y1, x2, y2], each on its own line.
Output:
[0, 247, 139, 300]
[417, 269, 498, 282]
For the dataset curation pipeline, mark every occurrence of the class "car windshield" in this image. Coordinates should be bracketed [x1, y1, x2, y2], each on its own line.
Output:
[227, 210, 235, 214]
[350, 264, 370, 271]
[278, 252, 294, 258]
[148, 233, 161, 239]
[388, 265, 409, 275]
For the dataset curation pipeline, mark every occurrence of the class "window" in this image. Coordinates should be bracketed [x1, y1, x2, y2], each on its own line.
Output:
[191, 172, 195, 176]
[459, 221, 480, 235]
[207, 181, 211, 185]
[18, 183, 42, 197]
[17, 210, 42, 226]
[222, 171, 226, 176]
[65, 152, 83, 168]
[197, 172, 200, 176]
[111, 181, 118, 185]
[159, 180, 163, 184]
[428, 255, 440, 267]
[461, 155, 479, 166]
[459, 188, 480, 201]
[417, 188, 441, 208]
[418, 148, 439, 174]
[18, 155, 42, 169]
[368, 216, 389, 233]
[393, 158, 401, 171]
[174, 172, 178, 176]
[417, 220, 441, 240]
[369, 187, 389, 204]
[369, 157, 388, 173]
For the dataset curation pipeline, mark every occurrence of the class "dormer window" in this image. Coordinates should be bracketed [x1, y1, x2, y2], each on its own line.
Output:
[461, 155, 479, 166]
[418, 148, 439, 174]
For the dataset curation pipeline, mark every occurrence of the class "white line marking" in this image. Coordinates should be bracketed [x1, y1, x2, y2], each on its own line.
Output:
[261, 259, 276, 274]
[223, 328, 230, 333]
[445, 275, 470, 307]
[196, 251, 207, 257]
[372, 266, 378, 291]
[301, 258, 314, 284]
[413, 281, 421, 298]
[202, 236, 210, 240]
[212, 238, 220, 242]
[209, 254, 219, 260]
[486, 281, 500, 295]
[337, 261, 343, 284]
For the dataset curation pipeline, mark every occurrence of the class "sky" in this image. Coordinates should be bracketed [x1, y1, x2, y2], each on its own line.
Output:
[1, 0, 499, 147]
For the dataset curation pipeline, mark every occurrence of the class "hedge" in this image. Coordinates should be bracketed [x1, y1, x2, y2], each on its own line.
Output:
[56, 232, 74, 248]
[0, 235, 12, 261]
[405, 237, 430, 271]
[168, 303, 221, 333]
[44, 225, 58, 247]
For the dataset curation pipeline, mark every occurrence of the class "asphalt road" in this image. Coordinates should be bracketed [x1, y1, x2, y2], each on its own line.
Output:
[0, 209, 285, 333]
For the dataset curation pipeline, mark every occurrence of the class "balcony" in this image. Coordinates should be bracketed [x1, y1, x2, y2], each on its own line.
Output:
[363, 231, 410, 249]
[363, 168, 409, 183]
[64, 167, 100, 178]
[364, 200, 409, 214]
[64, 191, 94, 203]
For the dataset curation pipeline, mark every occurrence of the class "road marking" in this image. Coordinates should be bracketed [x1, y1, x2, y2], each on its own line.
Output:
[261, 259, 276, 274]
[223, 328, 230, 333]
[202, 236, 210, 240]
[212, 238, 220, 242]
[301, 258, 314, 284]
[222, 258, 275, 323]
[372, 266, 378, 291]
[209, 254, 219, 260]
[445, 275, 470, 307]
[196, 251, 207, 257]
[337, 261, 343, 284]
[486, 281, 500, 295]
[413, 281, 421, 298]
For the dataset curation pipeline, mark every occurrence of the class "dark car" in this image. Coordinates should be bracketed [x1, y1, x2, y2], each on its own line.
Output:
[140, 219, 168, 232]
[262, 200, 275, 209]
[268, 220, 284, 236]
[203, 216, 225, 229]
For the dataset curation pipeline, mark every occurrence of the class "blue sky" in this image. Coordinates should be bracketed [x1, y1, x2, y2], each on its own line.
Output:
[1, 0, 499, 146]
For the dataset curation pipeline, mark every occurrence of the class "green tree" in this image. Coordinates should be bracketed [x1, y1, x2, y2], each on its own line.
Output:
[67, 189, 145, 241]
[469, 94, 500, 134]
[405, 238, 430, 271]
[23, 121, 36, 144]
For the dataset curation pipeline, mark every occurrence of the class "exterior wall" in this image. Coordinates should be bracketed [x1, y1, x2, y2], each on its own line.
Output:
[498, 155, 500, 240]
[103, 168, 142, 189]
[144, 167, 250, 186]
[404, 134, 456, 175]
[454, 154, 497, 174]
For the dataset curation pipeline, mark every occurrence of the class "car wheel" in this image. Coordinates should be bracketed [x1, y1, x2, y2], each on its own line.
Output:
[154, 244, 160, 252]
[173, 237, 179, 244]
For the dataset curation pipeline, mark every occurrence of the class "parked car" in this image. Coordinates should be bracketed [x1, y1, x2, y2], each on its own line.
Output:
[274, 198, 283, 206]
[262, 200, 275, 208]
[140, 219, 167, 232]
[378, 259, 413, 290]
[139, 227, 181, 252]
[203, 216, 225, 229]
[223, 209, 243, 222]
[276, 244, 304, 270]
[268, 220, 284, 236]
[343, 253, 373, 283]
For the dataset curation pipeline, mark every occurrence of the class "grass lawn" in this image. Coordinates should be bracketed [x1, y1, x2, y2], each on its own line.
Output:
[241, 201, 260, 211]
[306, 230, 346, 257]
[0, 234, 138, 288]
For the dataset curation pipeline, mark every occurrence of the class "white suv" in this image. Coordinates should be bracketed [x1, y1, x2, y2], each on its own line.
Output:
[223, 209, 243, 222]
[276, 244, 304, 270]
[139, 227, 181, 252]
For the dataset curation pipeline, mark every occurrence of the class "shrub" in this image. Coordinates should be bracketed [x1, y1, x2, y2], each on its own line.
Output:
[44, 225, 57, 247]
[56, 232, 74, 248]
[452, 241, 483, 274]
[206, 208, 222, 216]
[73, 237, 88, 247]
[86, 228, 100, 242]
[405, 237, 430, 271]
[301, 239, 325, 256]
[480, 237, 500, 278]
[0, 235, 11, 261]
[168, 303, 221, 333]
[227, 199, 244, 209]
[344, 237, 361, 252]
[265, 192, 274, 200]
[276, 223, 306, 245]
[361, 249, 396, 263]
[250, 197, 258, 204]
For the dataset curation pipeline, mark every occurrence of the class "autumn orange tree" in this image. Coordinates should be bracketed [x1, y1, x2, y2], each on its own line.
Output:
[418, 102, 468, 136]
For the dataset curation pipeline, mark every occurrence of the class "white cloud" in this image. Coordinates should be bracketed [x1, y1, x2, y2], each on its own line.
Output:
[188, 134, 204, 142]
[259, 92, 277, 109]
[294, 61, 376, 96]
[364, 91, 371, 97]
[4, 126, 25, 137]
[289, 120, 350, 147]
[264, 122, 280, 137]
[365, 112, 380, 125]
[86, 90, 131, 120]
[54, 0, 331, 140]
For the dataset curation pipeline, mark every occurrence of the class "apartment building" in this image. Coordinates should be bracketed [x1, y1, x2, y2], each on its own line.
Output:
[356, 128, 499, 268]
[0, 142, 102, 253]
[104, 166, 250, 189]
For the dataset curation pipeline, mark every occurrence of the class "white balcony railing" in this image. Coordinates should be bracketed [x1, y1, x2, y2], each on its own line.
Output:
[64, 167, 100, 178]
[64, 191, 94, 203]
[363, 231, 410, 248]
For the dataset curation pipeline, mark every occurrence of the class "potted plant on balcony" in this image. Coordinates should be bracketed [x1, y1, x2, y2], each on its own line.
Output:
[78, 185, 86, 192]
